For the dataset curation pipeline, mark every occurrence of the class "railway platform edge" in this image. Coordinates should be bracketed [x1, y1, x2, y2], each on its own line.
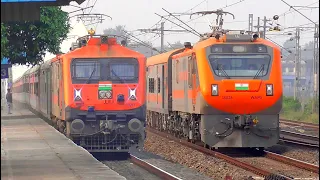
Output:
[1, 107, 126, 180]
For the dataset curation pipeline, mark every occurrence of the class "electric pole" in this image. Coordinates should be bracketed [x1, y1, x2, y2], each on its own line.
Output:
[312, 24, 319, 113]
[294, 27, 301, 101]
[253, 16, 271, 38]
[248, 14, 253, 34]
[137, 21, 189, 53]
[160, 22, 164, 52]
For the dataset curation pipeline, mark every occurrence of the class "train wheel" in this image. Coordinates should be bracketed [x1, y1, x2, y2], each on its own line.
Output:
[65, 121, 73, 140]
[57, 119, 61, 131]
[58, 121, 66, 133]
[52, 117, 58, 129]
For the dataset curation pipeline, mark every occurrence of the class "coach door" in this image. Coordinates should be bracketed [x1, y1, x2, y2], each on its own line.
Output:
[46, 69, 51, 116]
[161, 64, 165, 109]
[156, 66, 159, 105]
[57, 61, 63, 118]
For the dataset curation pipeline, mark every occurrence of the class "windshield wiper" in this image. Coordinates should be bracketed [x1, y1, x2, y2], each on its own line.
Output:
[218, 65, 230, 79]
[253, 64, 265, 79]
[111, 69, 125, 83]
[85, 67, 96, 84]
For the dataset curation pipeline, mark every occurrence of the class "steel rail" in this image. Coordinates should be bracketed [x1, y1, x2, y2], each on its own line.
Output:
[146, 127, 292, 180]
[264, 151, 319, 173]
[129, 154, 183, 180]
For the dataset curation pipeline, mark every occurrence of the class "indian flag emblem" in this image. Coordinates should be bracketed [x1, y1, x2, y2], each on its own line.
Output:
[99, 84, 112, 91]
[235, 83, 249, 91]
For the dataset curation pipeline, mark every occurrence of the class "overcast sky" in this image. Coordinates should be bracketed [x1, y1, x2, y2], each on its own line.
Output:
[11, 0, 319, 80]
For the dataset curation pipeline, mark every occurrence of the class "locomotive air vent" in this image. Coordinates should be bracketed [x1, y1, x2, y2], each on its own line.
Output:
[225, 34, 252, 42]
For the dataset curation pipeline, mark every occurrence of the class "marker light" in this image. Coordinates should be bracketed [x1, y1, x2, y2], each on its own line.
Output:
[74, 89, 82, 101]
[129, 88, 137, 100]
[266, 84, 273, 96]
[232, 46, 246, 53]
[212, 84, 219, 96]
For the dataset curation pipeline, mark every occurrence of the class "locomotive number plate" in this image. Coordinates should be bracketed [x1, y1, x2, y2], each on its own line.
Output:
[222, 96, 233, 99]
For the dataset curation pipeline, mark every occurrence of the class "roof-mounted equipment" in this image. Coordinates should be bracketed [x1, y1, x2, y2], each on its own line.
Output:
[184, 42, 192, 49]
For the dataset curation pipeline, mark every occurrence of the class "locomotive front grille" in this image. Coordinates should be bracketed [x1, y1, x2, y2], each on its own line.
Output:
[73, 133, 140, 151]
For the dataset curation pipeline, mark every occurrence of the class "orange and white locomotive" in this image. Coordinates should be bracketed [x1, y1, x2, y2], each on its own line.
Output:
[146, 33, 283, 149]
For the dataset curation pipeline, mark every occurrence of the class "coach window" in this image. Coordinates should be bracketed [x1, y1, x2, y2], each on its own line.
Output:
[34, 82, 38, 96]
[149, 78, 155, 93]
[188, 56, 192, 87]
[157, 77, 160, 93]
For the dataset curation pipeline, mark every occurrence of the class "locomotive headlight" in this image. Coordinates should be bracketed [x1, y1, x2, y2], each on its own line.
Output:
[99, 91, 106, 98]
[266, 84, 273, 96]
[105, 90, 112, 99]
[211, 84, 219, 96]
[98, 90, 112, 99]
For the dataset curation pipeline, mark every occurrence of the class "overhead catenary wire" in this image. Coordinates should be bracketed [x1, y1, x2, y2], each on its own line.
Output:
[143, 0, 209, 43]
[154, 13, 200, 37]
[278, 1, 319, 17]
[161, 8, 202, 37]
[280, 0, 318, 25]
[123, 30, 162, 53]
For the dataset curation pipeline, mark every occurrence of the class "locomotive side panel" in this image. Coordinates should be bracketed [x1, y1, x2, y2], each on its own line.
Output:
[39, 66, 46, 116]
[51, 61, 61, 119]
[51, 58, 66, 120]
[172, 55, 189, 112]
[147, 63, 167, 113]
[39, 61, 52, 119]
[171, 53, 202, 114]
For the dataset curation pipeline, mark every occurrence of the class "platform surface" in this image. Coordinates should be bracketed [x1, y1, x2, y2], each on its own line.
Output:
[1, 107, 126, 180]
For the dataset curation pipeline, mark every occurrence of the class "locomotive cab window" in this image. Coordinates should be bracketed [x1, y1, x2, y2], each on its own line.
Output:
[209, 54, 271, 78]
[72, 60, 101, 80]
[109, 59, 138, 83]
[71, 58, 138, 84]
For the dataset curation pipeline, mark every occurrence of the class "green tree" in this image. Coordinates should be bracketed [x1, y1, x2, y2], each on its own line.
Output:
[1, 23, 8, 60]
[2, 6, 70, 66]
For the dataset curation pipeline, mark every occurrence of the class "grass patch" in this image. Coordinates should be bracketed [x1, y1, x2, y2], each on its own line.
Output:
[281, 96, 319, 124]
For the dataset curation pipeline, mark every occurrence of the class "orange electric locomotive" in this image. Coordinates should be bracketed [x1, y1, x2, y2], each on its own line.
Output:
[12, 35, 146, 152]
[146, 15, 283, 149]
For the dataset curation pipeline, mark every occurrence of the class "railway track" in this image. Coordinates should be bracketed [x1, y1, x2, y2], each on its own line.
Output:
[280, 119, 319, 130]
[279, 130, 319, 148]
[146, 127, 300, 180]
[129, 154, 183, 180]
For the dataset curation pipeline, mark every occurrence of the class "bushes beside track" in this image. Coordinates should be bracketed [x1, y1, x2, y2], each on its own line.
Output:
[281, 96, 319, 124]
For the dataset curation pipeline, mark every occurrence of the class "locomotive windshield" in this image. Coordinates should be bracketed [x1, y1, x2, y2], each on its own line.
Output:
[71, 58, 139, 84]
[209, 54, 271, 77]
[72, 60, 100, 80]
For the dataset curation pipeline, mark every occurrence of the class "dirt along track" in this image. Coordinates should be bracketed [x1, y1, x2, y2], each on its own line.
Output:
[280, 119, 319, 130]
[144, 127, 319, 180]
[280, 119, 319, 138]
[279, 130, 319, 148]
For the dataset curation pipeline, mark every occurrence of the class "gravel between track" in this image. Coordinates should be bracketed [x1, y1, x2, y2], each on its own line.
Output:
[236, 155, 319, 179]
[267, 144, 319, 165]
[144, 132, 262, 180]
